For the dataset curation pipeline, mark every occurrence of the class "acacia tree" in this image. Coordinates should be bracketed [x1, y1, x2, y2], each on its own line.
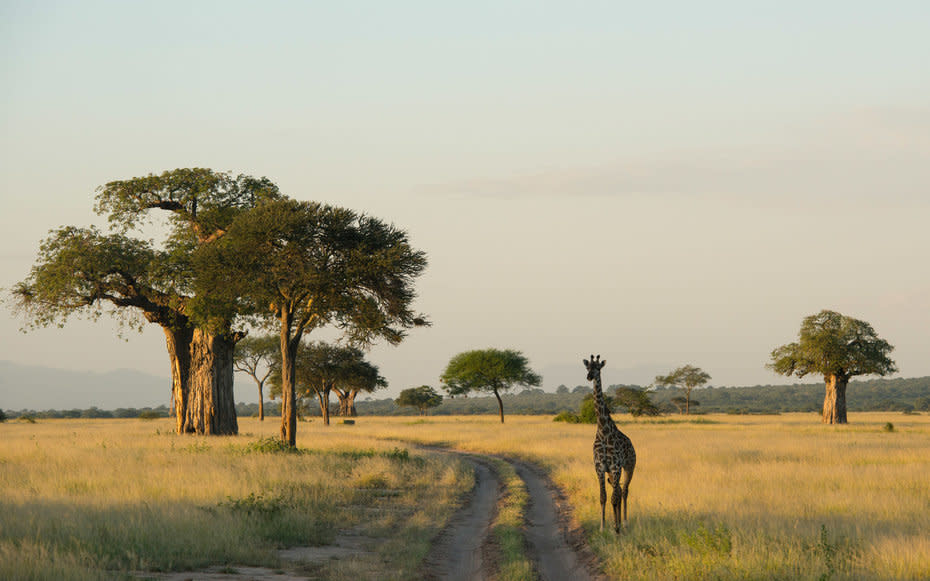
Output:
[768, 310, 896, 424]
[233, 335, 278, 421]
[440, 348, 541, 423]
[654, 365, 710, 415]
[396, 386, 443, 415]
[12, 168, 280, 434]
[197, 199, 428, 446]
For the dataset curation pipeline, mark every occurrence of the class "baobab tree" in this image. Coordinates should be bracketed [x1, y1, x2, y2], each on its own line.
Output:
[768, 310, 896, 424]
[13, 168, 280, 434]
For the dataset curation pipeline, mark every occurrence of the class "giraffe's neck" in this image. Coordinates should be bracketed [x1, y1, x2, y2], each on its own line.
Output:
[591, 373, 614, 428]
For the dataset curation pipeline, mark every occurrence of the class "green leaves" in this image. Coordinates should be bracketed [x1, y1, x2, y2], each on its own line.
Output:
[13, 226, 172, 330]
[198, 198, 429, 346]
[395, 385, 443, 412]
[440, 348, 542, 397]
[654, 365, 711, 391]
[768, 310, 896, 380]
[94, 168, 281, 242]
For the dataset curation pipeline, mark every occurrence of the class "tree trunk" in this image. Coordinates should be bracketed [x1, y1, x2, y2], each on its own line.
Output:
[345, 389, 358, 417]
[334, 388, 349, 417]
[685, 388, 691, 415]
[186, 329, 239, 435]
[494, 389, 505, 423]
[163, 325, 193, 435]
[279, 326, 298, 447]
[822, 374, 849, 424]
[257, 383, 264, 421]
[317, 388, 332, 425]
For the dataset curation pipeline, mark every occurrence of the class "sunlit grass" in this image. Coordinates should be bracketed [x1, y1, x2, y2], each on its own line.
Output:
[2, 413, 928, 580]
[0, 418, 472, 580]
[336, 412, 930, 580]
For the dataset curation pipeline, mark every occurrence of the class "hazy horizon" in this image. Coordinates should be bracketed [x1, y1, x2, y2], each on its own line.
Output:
[3, 3, 928, 410]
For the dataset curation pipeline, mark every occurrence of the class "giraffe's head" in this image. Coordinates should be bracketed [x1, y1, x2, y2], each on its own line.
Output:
[583, 354, 606, 381]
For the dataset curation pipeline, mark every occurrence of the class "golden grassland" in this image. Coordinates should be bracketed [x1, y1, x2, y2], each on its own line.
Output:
[2, 412, 929, 580]
[0, 418, 473, 581]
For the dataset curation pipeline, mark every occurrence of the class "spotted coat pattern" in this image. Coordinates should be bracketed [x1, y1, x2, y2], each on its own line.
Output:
[584, 355, 636, 532]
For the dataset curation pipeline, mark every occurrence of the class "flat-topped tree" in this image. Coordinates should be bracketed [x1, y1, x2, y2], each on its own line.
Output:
[654, 365, 710, 415]
[197, 199, 428, 446]
[396, 386, 443, 415]
[768, 310, 896, 424]
[12, 168, 280, 435]
[440, 348, 542, 423]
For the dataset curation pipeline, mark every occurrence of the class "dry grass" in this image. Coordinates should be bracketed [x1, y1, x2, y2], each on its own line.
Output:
[0, 418, 472, 581]
[2, 413, 928, 580]
[336, 412, 930, 580]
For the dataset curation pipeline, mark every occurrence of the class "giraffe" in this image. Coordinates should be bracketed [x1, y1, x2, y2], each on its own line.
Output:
[584, 354, 636, 533]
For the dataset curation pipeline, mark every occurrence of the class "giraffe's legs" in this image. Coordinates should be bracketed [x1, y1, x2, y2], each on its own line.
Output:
[609, 471, 622, 533]
[596, 469, 607, 531]
[620, 465, 634, 524]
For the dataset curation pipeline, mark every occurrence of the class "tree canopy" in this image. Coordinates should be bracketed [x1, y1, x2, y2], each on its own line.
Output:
[440, 348, 541, 423]
[198, 199, 428, 444]
[396, 386, 444, 414]
[12, 168, 282, 435]
[768, 309, 896, 423]
[654, 365, 710, 415]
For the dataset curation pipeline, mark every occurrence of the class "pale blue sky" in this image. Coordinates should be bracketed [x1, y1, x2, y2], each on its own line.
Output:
[2, 2, 928, 407]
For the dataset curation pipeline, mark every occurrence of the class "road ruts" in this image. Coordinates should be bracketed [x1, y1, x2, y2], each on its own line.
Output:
[422, 449, 603, 581]
[422, 457, 501, 581]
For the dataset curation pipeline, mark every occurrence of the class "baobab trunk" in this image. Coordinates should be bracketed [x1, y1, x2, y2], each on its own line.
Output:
[335, 389, 358, 417]
[163, 325, 193, 435]
[822, 374, 849, 424]
[187, 329, 239, 435]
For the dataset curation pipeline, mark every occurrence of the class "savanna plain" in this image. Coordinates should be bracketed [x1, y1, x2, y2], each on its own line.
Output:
[1, 413, 928, 580]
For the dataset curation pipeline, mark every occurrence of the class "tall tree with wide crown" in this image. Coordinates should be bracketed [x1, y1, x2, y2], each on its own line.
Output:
[13, 168, 281, 434]
[768, 310, 896, 424]
[196, 198, 428, 446]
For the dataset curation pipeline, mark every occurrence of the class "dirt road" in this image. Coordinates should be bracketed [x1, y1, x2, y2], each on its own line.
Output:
[423, 452, 602, 581]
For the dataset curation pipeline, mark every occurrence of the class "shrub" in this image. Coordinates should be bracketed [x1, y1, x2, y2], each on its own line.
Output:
[0, 409, 5, 423]
[138, 410, 162, 420]
[553, 411, 582, 423]
[242, 436, 300, 454]
[883, 422, 895, 433]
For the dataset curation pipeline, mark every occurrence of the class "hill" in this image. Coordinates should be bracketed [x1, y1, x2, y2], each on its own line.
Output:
[0, 360, 170, 410]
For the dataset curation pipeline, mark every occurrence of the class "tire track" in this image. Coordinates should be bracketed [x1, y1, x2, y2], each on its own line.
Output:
[422, 450, 602, 581]
[421, 456, 501, 581]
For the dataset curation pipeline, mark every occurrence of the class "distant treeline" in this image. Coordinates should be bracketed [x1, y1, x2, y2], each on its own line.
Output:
[4, 376, 928, 420]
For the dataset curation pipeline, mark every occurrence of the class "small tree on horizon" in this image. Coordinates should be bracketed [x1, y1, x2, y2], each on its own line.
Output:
[233, 335, 278, 421]
[440, 348, 541, 423]
[612, 386, 663, 417]
[396, 386, 443, 415]
[655, 365, 710, 415]
[768, 309, 896, 424]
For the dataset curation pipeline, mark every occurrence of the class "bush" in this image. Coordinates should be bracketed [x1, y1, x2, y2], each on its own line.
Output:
[0, 409, 6, 423]
[242, 436, 300, 454]
[138, 410, 162, 420]
[553, 410, 583, 423]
